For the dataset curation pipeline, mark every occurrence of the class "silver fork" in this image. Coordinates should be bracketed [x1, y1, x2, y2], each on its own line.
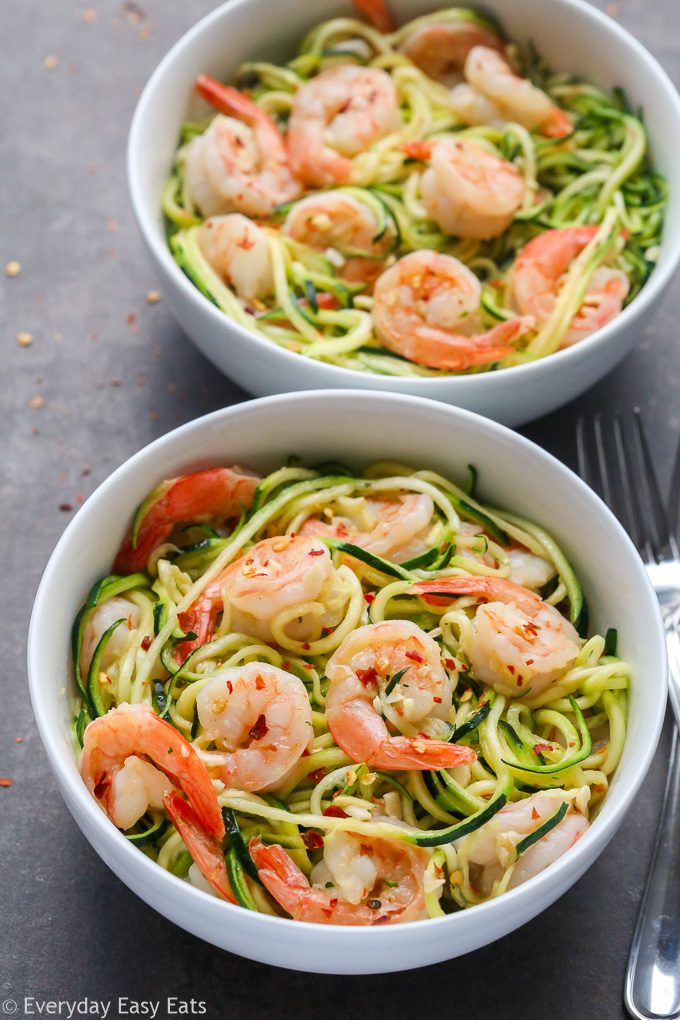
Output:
[577, 410, 680, 1020]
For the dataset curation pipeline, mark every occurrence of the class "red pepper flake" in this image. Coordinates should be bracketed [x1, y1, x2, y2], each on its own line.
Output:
[302, 642, 311, 651]
[127, 312, 136, 325]
[15, 738, 22, 744]
[309, 549, 325, 557]
[0, 778, 11, 787]
[363, 593, 376, 604]
[459, 663, 469, 671]
[255, 674, 266, 691]
[301, 748, 311, 758]
[177, 611, 196, 634]
[281, 660, 290, 671]
[405, 649, 424, 663]
[433, 696, 442, 704]
[249, 714, 268, 741]
[507, 664, 515, 675]
[329, 897, 338, 908]
[526, 658, 534, 665]
[322, 627, 333, 635]
[322, 908, 332, 918]
[226, 680, 233, 694]
[141, 635, 152, 651]
[531, 806, 540, 820]
[301, 831, 324, 849]
[532, 742, 551, 755]
[356, 666, 378, 687]
[445, 658, 456, 669]
[59, 503, 72, 512]
[322, 805, 347, 818]
[308, 767, 327, 783]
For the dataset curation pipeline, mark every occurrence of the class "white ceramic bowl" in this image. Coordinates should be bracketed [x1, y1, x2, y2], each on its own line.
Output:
[128, 0, 680, 427]
[29, 391, 665, 973]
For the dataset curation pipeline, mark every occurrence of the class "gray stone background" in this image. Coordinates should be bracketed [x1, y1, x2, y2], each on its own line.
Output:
[2, 0, 678, 1016]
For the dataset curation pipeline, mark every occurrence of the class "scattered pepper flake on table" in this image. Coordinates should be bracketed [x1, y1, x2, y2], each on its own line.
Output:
[59, 503, 73, 512]
[147, 290, 161, 304]
[44, 55, 59, 70]
[0, 779, 12, 788]
[29, 395, 44, 408]
[5, 261, 21, 277]
[17, 332, 33, 347]
[82, 7, 97, 22]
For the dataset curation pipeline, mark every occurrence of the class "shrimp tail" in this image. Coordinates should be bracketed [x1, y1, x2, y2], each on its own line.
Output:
[369, 736, 476, 770]
[196, 75, 270, 129]
[249, 836, 310, 915]
[410, 575, 541, 612]
[400, 140, 434, 161]
[352, 0, 396, 33]
[541, 107, 573, 138]
[409, 315, 533, 371]
[113, 467, 259, 575]
[163, 791, 237, 903]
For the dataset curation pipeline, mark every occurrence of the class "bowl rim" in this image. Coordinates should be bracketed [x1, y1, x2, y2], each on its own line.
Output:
[27, 390, 668, 944]
[127, 0, 680, 394]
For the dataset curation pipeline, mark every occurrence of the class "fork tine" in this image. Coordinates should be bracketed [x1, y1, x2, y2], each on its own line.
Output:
[668, 426, 680, 539]
[630, 408, 679, 562]
[611, 413, 652, 561]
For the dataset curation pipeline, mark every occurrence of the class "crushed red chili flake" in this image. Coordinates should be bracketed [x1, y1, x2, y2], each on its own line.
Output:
[531, 806, 540, 820]
[177, 611, 196, 634]
[309, 549, 325, 557]
[301, 831, 324, 849]
[405, 649, 424, 663]
[59, 503, 72, 512]
[249, 714, 268, 741]
[363, 593, 376, 604]
[356, 666, 378, 687]
[141, 636, 152, 651]
[322, 627, 333, 635]
[301, 748, 310, 757]
[329, 897, 338, 908]
[308, 767, 327, 782]
[433, 696, 442, 704]
[14, 738, 22, 744]
[226, 680, 233, 694]
[322, 805, 347, 818]
[459, 663, 469, 671]
[255, 674, 266, 691]
[507, 664, 515, 675]
[0, 778, 11, 787]
[444, 658, 456, 669]
[532, 742, 551, 755]
[282, 660, 290, 671]
[526, 658, 534, 665]
[302, 642, 311, 650]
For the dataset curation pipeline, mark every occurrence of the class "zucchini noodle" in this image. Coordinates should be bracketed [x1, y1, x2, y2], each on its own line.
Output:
[162, 7, 666, 378]
[72, 458, 629, 922]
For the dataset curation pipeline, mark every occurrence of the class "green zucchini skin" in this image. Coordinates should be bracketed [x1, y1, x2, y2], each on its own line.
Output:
[223, 808, 263, 886]
[405, 775, 512, 847]
[87, 618, 126, 717]
[226, 848, 259, 911]
[515, 801, 569, 857]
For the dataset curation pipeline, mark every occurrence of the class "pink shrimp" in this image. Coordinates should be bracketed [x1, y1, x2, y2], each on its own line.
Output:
[410, 576, 581, 699]
[511, 226, 629, 347]
[300, 493, 434, 564]
[325, 620, 476, 770]
[163, 790, 236, 903]
[372, 250, 533, 370]
[250, 830, 430, 924]
[402, 138, 524, 239]
[113, 466, 260, 576]
[351, 0, 396, 35]
[183, 76, 302, 217]
[287, 65, 401, 187]
[80, 703, 224, 840]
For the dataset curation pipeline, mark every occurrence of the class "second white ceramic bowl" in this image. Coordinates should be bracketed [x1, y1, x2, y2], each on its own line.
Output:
[128, 0, 680, 426]
[28, 392, 666, 972]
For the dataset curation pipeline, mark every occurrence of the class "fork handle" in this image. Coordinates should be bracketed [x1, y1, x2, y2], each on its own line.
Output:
[625, 628, 680, 1020]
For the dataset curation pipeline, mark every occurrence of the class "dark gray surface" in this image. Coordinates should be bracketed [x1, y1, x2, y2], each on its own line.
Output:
[2, 0, 679, 1016]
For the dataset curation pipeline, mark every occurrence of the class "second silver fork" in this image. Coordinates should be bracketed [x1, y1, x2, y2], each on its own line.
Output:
[577, 410, 680, 1020]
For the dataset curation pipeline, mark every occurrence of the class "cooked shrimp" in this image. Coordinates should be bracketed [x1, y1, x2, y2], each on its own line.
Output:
[507, 547, 556, 590]
[80, 597, 141, 676]
[198, 214, 274, 302]
[80, 703, 224, 838]
[163, 790, 236, 902]
[195, 662, 313, 792]
[511, 226, 629, 347]
[402, 138, 523, 239]
[182, 76, 301, 217]
[372, 251, 533, 370]
[282, 191, 396, 286]
[351, 0, 395, 34]
[250, 829, 430, 924]
[300, 493, 434, 563]
[113, 466, 260, 576]
[397, 17, 504, 88]
[288, 65, 401, 187]
[410, 575, 581, 699]
[325, 619, 476, 769]
[179, 535, 347, 657]
[450, 47, 572, 136]
[459, 790, 589, 896]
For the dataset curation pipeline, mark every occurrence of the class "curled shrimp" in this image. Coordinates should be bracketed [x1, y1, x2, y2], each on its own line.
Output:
[80, 596, 141, 676]
[450, 46, 572, 137]
[195, 662, 313, 792]
[410, 575, 581, 699]
[325, 619, 476, 769]
[282, 191, 397, 286]
[507, 546, 556, 590]
[113, 466, 260, 576]
[80, 703, 224, 839]
[250, 829, 431, 924]
[372, 250, 533, 370]
[396, 15, 505, 88]
[183, 75, 301, 217]
[300, 493, 434, 564]
[511, 226, 629, 347]
[288, 65, 401, 187]
[163, 790, 236, 902]
[459, 789, 589, 896]
[199, 214, 274, 302]
[180, 535, 347, 656]
[402, 138, 524, 239]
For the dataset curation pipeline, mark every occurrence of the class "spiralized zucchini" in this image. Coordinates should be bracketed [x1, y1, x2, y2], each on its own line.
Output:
[72, 460, 628, 918]
[163, 7, 666, 377]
